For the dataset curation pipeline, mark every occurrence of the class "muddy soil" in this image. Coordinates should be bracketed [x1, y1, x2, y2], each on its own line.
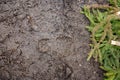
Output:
[0, 0, 103, 80]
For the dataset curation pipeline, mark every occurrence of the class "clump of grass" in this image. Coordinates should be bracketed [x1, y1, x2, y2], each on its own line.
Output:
[82, 0, 120, 80]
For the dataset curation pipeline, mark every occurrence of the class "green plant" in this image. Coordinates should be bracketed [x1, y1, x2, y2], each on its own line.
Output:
[82, 0, 120, 80]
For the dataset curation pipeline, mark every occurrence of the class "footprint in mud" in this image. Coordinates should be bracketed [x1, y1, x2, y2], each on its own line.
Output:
[56, 34, 72, 42]
[38, 38, 50, 53]
[55, 61, 73, 80]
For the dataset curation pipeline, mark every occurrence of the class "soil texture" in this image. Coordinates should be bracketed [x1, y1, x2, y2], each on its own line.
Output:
[0, 0, 103, 80]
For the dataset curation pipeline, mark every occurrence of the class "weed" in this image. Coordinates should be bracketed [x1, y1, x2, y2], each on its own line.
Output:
[82, 0, 120, 80]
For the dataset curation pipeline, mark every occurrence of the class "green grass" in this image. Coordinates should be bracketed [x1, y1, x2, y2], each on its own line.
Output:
[81, 0, 120, 80]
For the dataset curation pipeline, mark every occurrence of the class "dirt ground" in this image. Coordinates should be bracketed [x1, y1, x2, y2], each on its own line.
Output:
[0, 0, 103, 80]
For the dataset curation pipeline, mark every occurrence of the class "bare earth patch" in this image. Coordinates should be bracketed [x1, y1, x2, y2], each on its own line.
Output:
[0, 0, 103, 80]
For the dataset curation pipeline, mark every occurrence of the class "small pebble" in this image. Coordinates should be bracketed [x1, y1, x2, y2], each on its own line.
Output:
[31, 25, 39, 31]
